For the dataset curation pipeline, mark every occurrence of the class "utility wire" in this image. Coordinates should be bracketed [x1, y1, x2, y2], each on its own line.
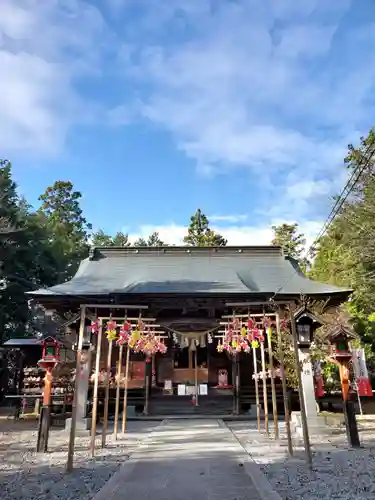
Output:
[271, 140, 375, 301]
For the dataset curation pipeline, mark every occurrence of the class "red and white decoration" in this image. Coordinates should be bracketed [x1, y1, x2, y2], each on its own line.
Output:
[352, 348, 373, 397]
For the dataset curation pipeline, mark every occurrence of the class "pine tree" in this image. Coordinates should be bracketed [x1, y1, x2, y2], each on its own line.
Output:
[183, 209, 227, 246]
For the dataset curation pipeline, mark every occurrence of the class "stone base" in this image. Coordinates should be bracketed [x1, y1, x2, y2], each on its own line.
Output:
[291, 412, 327, 437]
[65, 417, 92, 436]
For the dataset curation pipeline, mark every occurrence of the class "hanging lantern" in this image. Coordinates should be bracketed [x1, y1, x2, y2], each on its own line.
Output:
[38, 336, 61, 370]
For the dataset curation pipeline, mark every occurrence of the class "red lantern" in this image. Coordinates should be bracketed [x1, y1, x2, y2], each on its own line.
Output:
[38, 336, 61, 370]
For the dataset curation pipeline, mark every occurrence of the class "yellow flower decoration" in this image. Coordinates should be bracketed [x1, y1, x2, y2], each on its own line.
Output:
[251, 340, 259, 349]
[231, 340, 238, 348]
[106, 330, 117, 342]
[267, 327, 272, 340]
[240, 327, 247, 337]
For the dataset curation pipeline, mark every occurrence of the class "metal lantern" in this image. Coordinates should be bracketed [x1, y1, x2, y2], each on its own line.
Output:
[295, 314, 314, 347]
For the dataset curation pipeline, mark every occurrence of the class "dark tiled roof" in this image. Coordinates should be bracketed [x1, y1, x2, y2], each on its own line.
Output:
[28, 246, 351, 298]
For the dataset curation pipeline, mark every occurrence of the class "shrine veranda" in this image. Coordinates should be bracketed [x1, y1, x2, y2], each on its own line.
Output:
[27, 245, 351, 417]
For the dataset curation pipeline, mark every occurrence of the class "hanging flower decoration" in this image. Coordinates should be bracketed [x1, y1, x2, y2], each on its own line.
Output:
[106, 319, 117, 342]
[90, 318, 100, 335]
[117, 319, 132, 346]
[280, 317, 288, 330]
[133, 325, 167, 356]
[217, 316, 251, 354]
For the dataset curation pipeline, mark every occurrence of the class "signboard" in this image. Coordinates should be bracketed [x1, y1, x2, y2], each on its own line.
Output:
[177, 384, 186, 396]
[199, 384, 208, 395]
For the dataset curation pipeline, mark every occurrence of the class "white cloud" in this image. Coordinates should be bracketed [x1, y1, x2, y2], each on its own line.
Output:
[128, 219, 322, 250]
[208, 214, 248, 223]
[0, 0, 110, 156]
[114, 0, 375, 217]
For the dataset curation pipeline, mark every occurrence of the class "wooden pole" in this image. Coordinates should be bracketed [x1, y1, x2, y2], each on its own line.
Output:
[195, 348, 199, 406]
[290, 307, 312, 469]
[260, 340, 269, 436]
[122, 344, 130, 433]
[114, 343, 124, 439]
[90, 320, 103, 457]
[101, 339, 113, 448]
[66, 305, 86, 472]
[267, 327, 279, 439]
[235, 355, 240, 415]
[252, 345, 261, 432]
[144, 358, 150, 415]
[276, 313, 293, 456]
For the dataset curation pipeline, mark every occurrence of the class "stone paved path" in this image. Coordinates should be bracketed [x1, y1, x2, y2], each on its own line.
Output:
[94, 419, 263, 500]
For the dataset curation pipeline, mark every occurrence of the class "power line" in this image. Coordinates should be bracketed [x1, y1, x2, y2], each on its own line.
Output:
[271, 139, 375, 301]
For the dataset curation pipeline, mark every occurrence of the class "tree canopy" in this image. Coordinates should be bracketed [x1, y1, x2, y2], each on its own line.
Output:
[184, 209, 227, 247]
[310, 129, 375, 353]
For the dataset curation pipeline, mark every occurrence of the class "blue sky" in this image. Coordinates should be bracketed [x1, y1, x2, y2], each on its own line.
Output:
[1, 0, 375, 245]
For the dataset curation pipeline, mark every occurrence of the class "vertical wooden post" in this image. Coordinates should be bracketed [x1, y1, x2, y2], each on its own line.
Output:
[267, 327, 279, 439]
[144, 358, 150, 415]
[195, 348, 199, 406]
[276, 313, 293, 455]
[151, 355, 156, 387]
[66, 305, 86, 472]
[122, 344, 130, 433]
[101, 339, 113, 448]
[90, 320, 103, 457]
[260, 341, 269, 436]
[252, 345, 261, 432]
[290, 307, 312, 469]
[114, 343, 123, 439]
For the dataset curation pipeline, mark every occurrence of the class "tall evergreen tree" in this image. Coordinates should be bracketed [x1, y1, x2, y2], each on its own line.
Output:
[91, 229, 131, 247]
[134, 231, 165, 246]
[38, 181, 92, 282]
[184, 209, 227, 246]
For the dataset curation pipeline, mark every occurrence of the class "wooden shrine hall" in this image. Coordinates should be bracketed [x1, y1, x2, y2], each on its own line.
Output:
[29, 245, 351, 417]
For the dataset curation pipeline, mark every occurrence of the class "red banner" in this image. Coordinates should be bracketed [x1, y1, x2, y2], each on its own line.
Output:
[352, 348, 373, 397]
[313, 360, 325, 397]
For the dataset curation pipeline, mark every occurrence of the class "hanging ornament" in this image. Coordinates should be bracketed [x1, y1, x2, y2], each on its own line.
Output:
[207, 332, 213, 344]
[280, 317, 288, 330]
[106, 319, 117, 341]
[90, 318, 100, 334]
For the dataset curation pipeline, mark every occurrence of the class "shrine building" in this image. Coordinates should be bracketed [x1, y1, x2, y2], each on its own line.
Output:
[29, 245, 351, 417]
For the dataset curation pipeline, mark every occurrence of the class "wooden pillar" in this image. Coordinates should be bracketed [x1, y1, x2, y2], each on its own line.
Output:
[144, 358, 151, 415]
[122, 345, 130, 433]
[290, 307, 312, 469]
[101, 339, 113, 448]
[66, 305, 86, 472]
[114, 343, 124, 439]
[260, 340, 269, 436]
[194, 348, 199, 406]
[90, 320, 103, 457]
[276, 313, 293, 455]
[252, 345, 261, 432]
[267, 328, 279, 439]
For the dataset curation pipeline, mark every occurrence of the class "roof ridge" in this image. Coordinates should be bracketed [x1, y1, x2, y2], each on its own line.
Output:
[90, 245, 284, 260]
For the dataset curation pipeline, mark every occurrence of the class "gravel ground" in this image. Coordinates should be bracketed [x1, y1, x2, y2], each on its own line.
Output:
[0, 419, 159, 500]
[228, 420, 375, 500]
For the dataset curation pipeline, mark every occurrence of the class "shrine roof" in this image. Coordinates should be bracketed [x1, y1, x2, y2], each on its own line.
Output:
[28, 246, 352, 301]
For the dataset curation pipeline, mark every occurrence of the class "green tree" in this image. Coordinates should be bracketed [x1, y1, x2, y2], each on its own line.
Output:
[134, 231, 165, 246]
[271, 223, 306, 262]
[92, 229, 131, 247]
[183, 209, 227, 247]
[0, 161, 59, 341]
[38, 181, 92, 281]
[311, 129, 375, 354]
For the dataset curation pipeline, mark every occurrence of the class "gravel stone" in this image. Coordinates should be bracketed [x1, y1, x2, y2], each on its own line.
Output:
[0, 420, 158, 500]
[228, 420, 375, 500]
